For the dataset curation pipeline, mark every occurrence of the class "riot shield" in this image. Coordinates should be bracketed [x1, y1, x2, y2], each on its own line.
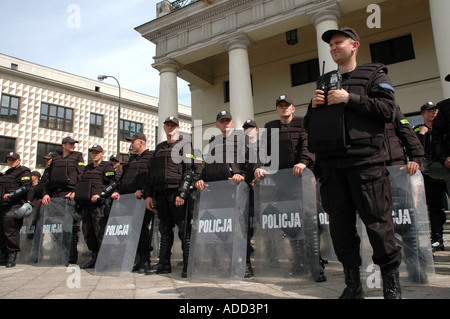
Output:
[252, 168, 322, 282]
[35, 198, 74, 265]
[187, 180, 249, 281]
[360, 165, 435, 289]
[94, 194, 146, 277]
[16, 204, 40, 264]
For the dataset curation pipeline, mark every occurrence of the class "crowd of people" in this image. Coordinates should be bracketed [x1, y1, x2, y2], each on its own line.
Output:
[0, 27, 449, 300]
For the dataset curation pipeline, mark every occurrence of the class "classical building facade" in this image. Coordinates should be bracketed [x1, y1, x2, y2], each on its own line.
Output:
[136, 0, 450, 148]
[0, 54, 191, 173]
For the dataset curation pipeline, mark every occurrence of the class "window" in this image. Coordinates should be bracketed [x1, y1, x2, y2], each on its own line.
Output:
[36, 142, 62, 167]
[120, 119, 143, 141]
[0, 137, 16, 164]
[1, 94, 20, 122]
[90, 113, 104, 137]
[224, 76, 253, 103]
[291, 58, 320, 87]
[224, 81, 230, 103]
[370, 34, 415, 65]
[40, 103, 73, 132]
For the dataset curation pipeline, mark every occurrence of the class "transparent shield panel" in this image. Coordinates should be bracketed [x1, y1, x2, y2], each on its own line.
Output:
[361, 165, 435, 291]
[188, 180, 249, 282]
[252, 168, 322, 282]
[94, 194, 146, 277]
[36, 198, 74, 266]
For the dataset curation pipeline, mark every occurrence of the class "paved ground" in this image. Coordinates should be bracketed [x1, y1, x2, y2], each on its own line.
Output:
[0, 234, 448, 301]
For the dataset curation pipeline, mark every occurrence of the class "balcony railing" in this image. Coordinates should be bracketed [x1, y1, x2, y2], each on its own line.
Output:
[171, 0, 202, 12]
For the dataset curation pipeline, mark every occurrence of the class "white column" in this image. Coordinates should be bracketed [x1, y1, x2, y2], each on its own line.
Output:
[430, 0, 450, 98]
[154, 59, 180, 143]
[307, 4, 342, 74]
[221, 34, 255, 129]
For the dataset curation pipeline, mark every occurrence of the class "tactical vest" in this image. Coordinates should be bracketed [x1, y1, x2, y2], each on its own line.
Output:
[0, 166, 31, 207]
[49, 151, 84, 190]
[149, 138, 191, 191]
[203, 132, 243, 182]
[119, 150, 153, 193]
[308, 63, 388, 158]
[265, 117, 304, 169]
[75, 161, 114, 203]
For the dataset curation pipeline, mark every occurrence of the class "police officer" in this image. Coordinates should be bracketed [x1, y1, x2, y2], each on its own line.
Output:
[111, 132, 154, 274]
[109, 154, 122, 181]
[387, 105, 424, 170]
[195, 110, 247, 189]
[41, 137, 85, 264]
[74, 145, 116, 269]
[0, 152, 33, 267]
[146, 116, 203, 278]
[427, 94, 450, 252]
[305, 27, 402, 299]
[254, 96, 325, 282]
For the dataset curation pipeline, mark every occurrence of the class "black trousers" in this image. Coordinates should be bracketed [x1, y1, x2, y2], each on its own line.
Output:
[320, 164, 402, 271]
[423, 173, 447, 243]
[0, 206, 23, 253]
[81, 203, 109, 252]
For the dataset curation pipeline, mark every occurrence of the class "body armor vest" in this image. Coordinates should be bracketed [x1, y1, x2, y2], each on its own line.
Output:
[0, 166, 31, 207]
[119, 150, 153, 193]
[203, 132, 243, 182]
[49, 151, 83, 190]
[309, 63, 388, 158]
[265, 117, 304, 169]
[75, 161, 113, 203]
[148, 138, 188, 191]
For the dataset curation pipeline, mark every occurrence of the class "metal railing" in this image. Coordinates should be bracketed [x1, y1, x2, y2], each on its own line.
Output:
[171, 0, 202, 12]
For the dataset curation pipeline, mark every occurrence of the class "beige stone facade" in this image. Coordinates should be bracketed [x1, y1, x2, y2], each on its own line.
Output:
[136, 0, 450, 148]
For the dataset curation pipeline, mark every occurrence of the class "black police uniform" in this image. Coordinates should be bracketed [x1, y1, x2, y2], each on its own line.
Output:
[429, 98, 450, 250]
[116, 148, 154, 273]
[387, 105, 424, 166]
[0, 163, 33, 267]
[75, 160, 116, 268]
[305, 63, 402, 296]
[44, 149, 85, 264]
[147, 136, 204, 277]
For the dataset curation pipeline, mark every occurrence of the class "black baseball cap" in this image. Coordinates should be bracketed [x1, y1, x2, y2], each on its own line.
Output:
[216, 110, 232, 121]
[243, 119, 257, 128]
[43, 152, 53, 160]
[164, 116, 180, 126]
[62, 136, 79, 144]
[276, 95, 294, 107]
[6, 152, 20, 160]
[89, 144, 104, 152]
[322, 27, 360, 44]
[445, 74, 450, 82]
[421, 102, 436, 113]
[126, 132, 147, 142]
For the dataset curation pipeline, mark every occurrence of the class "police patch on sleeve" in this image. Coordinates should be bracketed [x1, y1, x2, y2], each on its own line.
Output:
[379, 83, 395, 92]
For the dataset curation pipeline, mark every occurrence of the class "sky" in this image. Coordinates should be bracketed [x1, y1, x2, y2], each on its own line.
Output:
[0, 0, 192, 106]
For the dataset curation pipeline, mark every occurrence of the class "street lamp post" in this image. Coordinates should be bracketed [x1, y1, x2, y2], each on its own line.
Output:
[97, 75, 121, 158]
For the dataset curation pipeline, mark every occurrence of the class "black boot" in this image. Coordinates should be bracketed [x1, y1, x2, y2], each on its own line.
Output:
[382, 267, 402, 299]
[0, 250, 7, 266]
[147, 230, 173, 275]
[139, 251, 151, 274]
[6, 252, 17, 268]
[181, 224, 191, 278]
[339, 267, 364, 299]
[80, 252, 97, 269]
